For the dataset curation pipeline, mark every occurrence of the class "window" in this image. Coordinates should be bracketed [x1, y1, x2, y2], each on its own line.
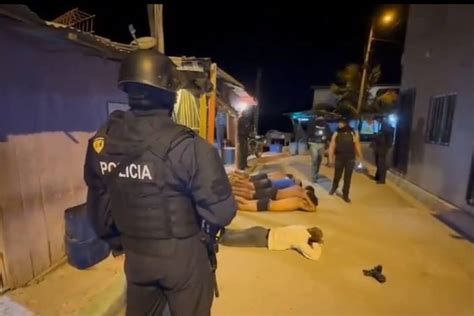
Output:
[425, 93, 456, 145]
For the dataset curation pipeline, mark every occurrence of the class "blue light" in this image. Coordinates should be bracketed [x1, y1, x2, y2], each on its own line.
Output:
[388, 114, 398, 127]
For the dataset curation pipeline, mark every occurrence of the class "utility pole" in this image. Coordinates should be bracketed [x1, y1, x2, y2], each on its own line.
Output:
[356, 23, 374, 115]
[147, 4, 165, 53]
[254, 67, 262, 135]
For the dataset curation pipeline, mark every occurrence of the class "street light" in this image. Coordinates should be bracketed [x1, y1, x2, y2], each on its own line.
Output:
[381, 12, 395, 25]
[356, 9, 398, 114]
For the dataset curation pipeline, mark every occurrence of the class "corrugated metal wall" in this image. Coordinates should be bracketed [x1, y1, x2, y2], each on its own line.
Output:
[0, 20, 126, 288]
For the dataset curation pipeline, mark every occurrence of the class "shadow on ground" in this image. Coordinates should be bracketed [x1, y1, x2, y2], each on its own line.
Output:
[433, 211, 474, 243]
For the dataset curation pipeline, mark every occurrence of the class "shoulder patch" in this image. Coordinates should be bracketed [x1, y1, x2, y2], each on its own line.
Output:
[93, 137, 105, 154]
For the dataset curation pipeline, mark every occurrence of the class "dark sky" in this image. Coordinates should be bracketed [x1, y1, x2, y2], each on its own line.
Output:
[27, 3, 406, 132]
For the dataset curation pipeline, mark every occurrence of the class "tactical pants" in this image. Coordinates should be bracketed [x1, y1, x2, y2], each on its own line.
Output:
[374, 150, 388, 183]
[309, 143, 325, 181]
[123, 234, 214, 316]
[331, 157, 355, 198]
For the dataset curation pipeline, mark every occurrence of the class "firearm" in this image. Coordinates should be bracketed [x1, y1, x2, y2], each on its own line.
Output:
[201, 220, 221, 298]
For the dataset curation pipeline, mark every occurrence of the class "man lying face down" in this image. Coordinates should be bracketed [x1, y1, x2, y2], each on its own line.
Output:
[230, 170, 301, 190]
[219, 225, 324, 260]
[113, 225, 324, 261]
[229, 171, 319, 212]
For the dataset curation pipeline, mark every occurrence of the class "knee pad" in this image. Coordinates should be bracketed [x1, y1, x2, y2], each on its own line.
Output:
[256, 198, 270, 212]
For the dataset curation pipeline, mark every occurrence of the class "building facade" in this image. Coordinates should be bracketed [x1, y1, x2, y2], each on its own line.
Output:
[0, 6, 128, 290]
[394, 5, 474, 215]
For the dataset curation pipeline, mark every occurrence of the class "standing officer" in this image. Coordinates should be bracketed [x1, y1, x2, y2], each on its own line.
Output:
[237, 108, 253, 170]
[215, 108, 227, 157]
[308, 115, 332, 182]
[372, 116, 394, 184]
[84, 48, 237, 316]
[328, 117, 363, 203]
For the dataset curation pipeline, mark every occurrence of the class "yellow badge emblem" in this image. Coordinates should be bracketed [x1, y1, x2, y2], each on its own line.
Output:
[93, 137, 105, 154]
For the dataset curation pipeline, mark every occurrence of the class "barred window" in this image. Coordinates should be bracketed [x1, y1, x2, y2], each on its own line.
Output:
[426, 93, 456, 145]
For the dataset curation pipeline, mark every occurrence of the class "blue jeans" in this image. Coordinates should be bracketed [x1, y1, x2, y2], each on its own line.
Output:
[309, 142, 325, 181]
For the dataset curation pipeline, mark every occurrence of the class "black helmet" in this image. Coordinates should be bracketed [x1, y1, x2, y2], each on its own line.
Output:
[119, 49, 182, 109]
[118, 49, 182, 93]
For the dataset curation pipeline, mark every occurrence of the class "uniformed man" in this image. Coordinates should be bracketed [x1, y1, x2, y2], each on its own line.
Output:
[372, 116, 394, 184]
[237, 108, 253, 170]
[328, 117, 363, 203]
[215, 109, 227, 157]
[307, 115, 332, 182]
[84, 48, 237, 316]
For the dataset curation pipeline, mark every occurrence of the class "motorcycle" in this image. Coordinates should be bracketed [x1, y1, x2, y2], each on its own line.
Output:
[248, 133, 265, 158]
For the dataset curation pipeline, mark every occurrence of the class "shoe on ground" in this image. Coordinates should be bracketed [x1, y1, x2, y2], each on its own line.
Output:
[343, 196, 351, 203]
[329, 189, 336, 195]
[376, 181, 386, 185]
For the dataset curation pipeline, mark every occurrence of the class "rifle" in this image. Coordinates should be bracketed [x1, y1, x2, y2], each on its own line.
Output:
[201, 221, 221, 298]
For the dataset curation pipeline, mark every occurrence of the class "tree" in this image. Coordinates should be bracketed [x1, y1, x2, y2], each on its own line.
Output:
[321, 63, 398, 120]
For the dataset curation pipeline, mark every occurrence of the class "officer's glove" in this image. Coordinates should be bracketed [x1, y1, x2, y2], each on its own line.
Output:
[268, 225, 322, 260]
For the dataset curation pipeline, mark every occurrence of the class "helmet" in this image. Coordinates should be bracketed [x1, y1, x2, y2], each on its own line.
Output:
[118, 49, 182, 109]
[118, 49, 182, 93]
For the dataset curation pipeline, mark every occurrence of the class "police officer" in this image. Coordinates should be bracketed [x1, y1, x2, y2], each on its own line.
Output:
[308, 115, 332, 182]
[237, 108, 253, 170]
[328, 117, 363, 203]
[372, 116, 394, 184]
[84, 48, 237, 316]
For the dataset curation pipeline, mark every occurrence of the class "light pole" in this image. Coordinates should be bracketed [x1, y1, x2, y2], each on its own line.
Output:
[356, 23, 374, 115]
[356, 10, 397, 114]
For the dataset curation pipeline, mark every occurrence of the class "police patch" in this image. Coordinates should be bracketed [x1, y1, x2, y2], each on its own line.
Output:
[93, 137, 105, 154]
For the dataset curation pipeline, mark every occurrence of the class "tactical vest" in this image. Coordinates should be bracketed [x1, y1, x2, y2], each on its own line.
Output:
[335, 127, 356, 159]
[312, 125, 327, 143]
[96, 111, 200, 241]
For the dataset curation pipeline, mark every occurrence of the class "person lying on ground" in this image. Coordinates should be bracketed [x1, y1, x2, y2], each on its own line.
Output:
[114, 226, 324, 260]
[231, 170, 292, 182]
[235, 195, 317, 212]
[229, 174, 301, 191]
[231, 184, 319, 208]
[219, 225, 323, 260]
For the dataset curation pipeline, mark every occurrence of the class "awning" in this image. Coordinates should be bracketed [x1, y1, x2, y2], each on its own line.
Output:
[217, 97, 238, 117]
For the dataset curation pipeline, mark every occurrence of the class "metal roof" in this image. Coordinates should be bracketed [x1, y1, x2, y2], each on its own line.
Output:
[0, 4, 253, 115]
[0, 5, 246, 87]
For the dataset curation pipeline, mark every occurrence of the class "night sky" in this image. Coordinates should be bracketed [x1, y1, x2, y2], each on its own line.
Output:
[27, 3, 407, 133]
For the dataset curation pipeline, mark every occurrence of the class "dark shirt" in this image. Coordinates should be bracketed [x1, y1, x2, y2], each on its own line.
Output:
[84, 110, 237, 245]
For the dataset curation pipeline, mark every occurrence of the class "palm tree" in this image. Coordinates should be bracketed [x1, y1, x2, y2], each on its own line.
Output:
[314, 64, 398, 130]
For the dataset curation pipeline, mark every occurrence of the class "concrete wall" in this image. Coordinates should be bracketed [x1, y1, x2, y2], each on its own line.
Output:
[401, 5, 474, 214]
[0, 19, 127, 288]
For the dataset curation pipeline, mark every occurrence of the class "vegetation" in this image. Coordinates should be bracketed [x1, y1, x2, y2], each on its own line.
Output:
[313, 63, 398, 120]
